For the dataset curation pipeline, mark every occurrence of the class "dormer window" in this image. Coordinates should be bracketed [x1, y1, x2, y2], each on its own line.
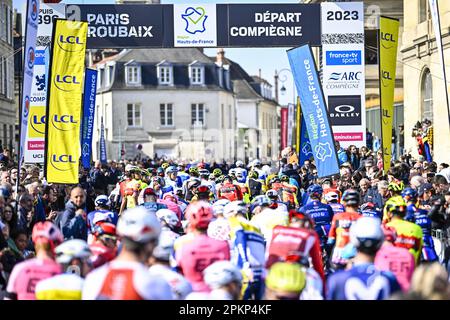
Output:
[157, 60, 173, 85]
[189, 61, 204, 85]
[125, 60, 141, 86]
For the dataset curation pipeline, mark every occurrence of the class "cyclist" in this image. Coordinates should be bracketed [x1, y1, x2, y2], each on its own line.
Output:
[182, 167, 201, 201]
[217, 175, 243, 202]
[82, 207, 173, 300]
[326, 217, 401, 300]
[87, 195, 118, 244]
[264, 262, 307, 300]
[208, 199, 232, 242]
[247, 171, 263, 201]
[35, 239, 92, 300]
[250, 195, 288, 241]
[324, 190, 345, 215]
[327, 189, 361, 270]
[165, 166, 182, 189]
[139, 188, 168, 213]
[266, 189, 289, 213]
[359, 202, 382, 219]
[191, 185, 215, 203]
[5, 222, 63, 300]
[174, 201, 230, 293]
[156, 208, 182, 241]
[89, 221, 118, 268]
[235, 160, 248, 182]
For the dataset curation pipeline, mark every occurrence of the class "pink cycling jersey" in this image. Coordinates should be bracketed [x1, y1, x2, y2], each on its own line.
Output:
[6, 258, 62, 300]
[176, 234, 230, 292]
[374, 244, 415, 292]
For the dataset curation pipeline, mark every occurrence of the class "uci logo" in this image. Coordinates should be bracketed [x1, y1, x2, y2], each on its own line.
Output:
[54, 75, 80, 92]
[57, 35, 84, 52]
[381, 32, 396, 49]
[50, 154, 77, 172]
[51, 114, 78, 131]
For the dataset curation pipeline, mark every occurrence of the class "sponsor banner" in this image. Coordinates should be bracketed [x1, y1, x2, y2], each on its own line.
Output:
[173, 4, 217, 47]
[299, 111, 313, 166]
[45, 19, 87, 184]
[334, 132, 363, 142]
[19, 0, 40, 164]
[66, 4, 164, 48]
[287, 103, 294, 147]
[28, 141, 45, 150]
[295, 96, 301, 154]
[25, 4, 66, 163]
[280, 107, 288, 150]
[226, 4, 321, 47]
[100, 117, 107, 164]
[321, 2, 365, 148]
[287, 44, 339, 178]
[81, 68, 97, 170]
[379, 16, 399, 171]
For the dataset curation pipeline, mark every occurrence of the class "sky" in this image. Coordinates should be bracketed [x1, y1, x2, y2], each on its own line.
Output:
[13, 0, 299, 106]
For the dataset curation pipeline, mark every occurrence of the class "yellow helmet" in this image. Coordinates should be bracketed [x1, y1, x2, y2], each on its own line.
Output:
[385, 196, 407, 214]
[265, 262, 306, 293]
[161, 163, 170, 170]
[388, 180, 405, 193]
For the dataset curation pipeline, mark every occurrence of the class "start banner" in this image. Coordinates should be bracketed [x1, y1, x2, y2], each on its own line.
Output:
[44, 19, 87, 184]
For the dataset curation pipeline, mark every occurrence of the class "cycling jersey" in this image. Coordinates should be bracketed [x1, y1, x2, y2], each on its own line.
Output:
[386, 218, 423, 264]
[5, 258, 62, 300]
[266, 225, 325, 284]
[175, 234, 230, 292]
[35, 273, 84, 300]
[207, 217, 231, 241]
[407, 207, 438, 262]
[87, 210, 118, 232]
[299, 200, 334, 244]
[82, 260, 173, 300]
[250, 207, 288, 241]
[148, 264, 192, 300]
[89, 243, 118, 268]
[140, 201, 168, 213]
[247, 179, 262, 200]
[374, 244, 415, 292]
[360, 208, 382, 219]
[272, 183, 298, 209]
[328, 211, 361, 265]
[217, 183, 243, 202]
[329, 203, 345, 215]
[326, 263, 401, 300]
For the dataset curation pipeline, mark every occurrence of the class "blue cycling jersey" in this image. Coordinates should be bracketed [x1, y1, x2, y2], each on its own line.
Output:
[326, 263, 401, 300]
[360, 209, 382, 219]
[299, 200, 334, 240]
[87, 210, 118, 233]
[329, 203, 345, 215]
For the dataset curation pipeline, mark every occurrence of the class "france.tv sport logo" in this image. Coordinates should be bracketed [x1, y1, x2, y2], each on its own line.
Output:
[326, 51, 361, 66]
[182, 7, 208, 34]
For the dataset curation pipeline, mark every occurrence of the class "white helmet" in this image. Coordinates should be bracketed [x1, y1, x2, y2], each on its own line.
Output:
[236, 160, 244, 168]
[156, 209, 179, 228]
[324, 191, 339, 202]
[223, 201, 247, 219]
[350, 217, 384, 251]
[262, 165, 271, 175]
[94, 195, 111, 208]
[152, 232, 175, 261]
[55, 239, 91, 264]
[212, 205, 224, 216]
[204, 261, 243, 289]
[117, 207, 161, 243]
[214, 199, 231, 207]
[253, 159, 262, 167]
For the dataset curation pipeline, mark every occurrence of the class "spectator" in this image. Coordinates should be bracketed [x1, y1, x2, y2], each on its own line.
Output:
[364, 180, 389, 209]
[409, 263, 450, 300]
[347, 145, 360, 171]
[59, 187, 87, 241]
[90, 161, 109, 195]
[335, 141, 348, 166]
[0, 149, 11, 166]
[17, 194, 33, 233]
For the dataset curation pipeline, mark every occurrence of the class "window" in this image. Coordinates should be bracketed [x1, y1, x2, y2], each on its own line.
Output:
[419, 0, 428, 23]
[160, 103, 173, 126]
[98, 67, 104, 88]
[105, 66, 110, 87]
[0, 4, 5, 42]
[228, 105, 232, 129]
[421, 69, 433, 122]
[125, 66, 141, 85]
[190, 66, 204, 85]
[191, 103, 205, 126]
[127, 103, 142, 127]
[158, 66, 172, 85]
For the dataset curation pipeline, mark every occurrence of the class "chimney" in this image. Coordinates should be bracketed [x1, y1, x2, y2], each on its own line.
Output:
[258, 68, 262, 79]
[216, 48, 225, 67]
[274, 70, 279, 103]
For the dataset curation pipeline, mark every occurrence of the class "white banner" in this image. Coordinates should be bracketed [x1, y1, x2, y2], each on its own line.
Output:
[287, 103, 294, 147]
[24, 3, 66, 163]
[173, 4, 217, 47]
[321, 2, 366, 149]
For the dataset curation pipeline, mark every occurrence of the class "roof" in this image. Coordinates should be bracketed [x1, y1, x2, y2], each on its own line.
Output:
[232, 79, 262, 100]
[116, 48, 213, 64]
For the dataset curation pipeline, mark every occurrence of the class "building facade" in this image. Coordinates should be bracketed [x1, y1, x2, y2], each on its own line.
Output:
[0, 0, 15, 151]
[92, 48, 237, 162]
[402, 0, 450, 163]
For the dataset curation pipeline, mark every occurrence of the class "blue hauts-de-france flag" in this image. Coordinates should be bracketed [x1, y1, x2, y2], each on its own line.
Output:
[287, 44, 339, 177]
[299, 111, 313, 166]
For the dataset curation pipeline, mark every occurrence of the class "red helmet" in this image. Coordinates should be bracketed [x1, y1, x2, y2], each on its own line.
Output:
[93, 222, 117, 238]
[382, 225, 397, 243]
[288, 210, 315, 229]
[32, 221, 63, 250]
[185, 201, 214, 230]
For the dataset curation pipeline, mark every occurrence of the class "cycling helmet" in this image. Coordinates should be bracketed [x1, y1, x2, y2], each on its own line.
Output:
[213, 199, 231, 207]
[212, 205, 225, 216]
[288, 210, 315, 229]
[156, 209, 179, 228]
[165, 166, 178, 175]
[187, 178, 201, 190]
[143, 187, 156, 197]
[382, 225, 397, 243]
[156, 167, 165, 175]
[250, 195, 271, 213]
[388, 180, 405, 193]
[94, 195, 111, 208]
[199, 169, 210, 177]
[223, 175, 233, 183]
[266, 189, 279, 199]
[307, 184, 323, 198]
[280, 175, 289, 182]
[223, 201, 247, 219]
[32, 221, 63, 248]
[152, 232, 176, 261]
[360, 202, 376, 212]
[324, 191, 339, 203]
[248, 171, 258, 179]
[213, 168, 222, 177]
[185, 201, 214, 230]
[235, 160, 244, 168]
[253, 159, 262, 167]
[93, 222, 117, 238]
[189, 166, 199, 175]
[385, 196, 407, 216]
[349, 217, 384, 253]
[117, 207, 161, 243]
[152, 176, 164, 186]
[161, 163, 170, 170]
[196, 185, 211, 195]
[342, 189, 360, 206]
[265, 262, 306, 294]
[401, 187, 418, 202]
[204, 261, 243, 289]
[55, 239, 91, 265]
[197, 162, 206, 169]
[269, 177, 281, 185]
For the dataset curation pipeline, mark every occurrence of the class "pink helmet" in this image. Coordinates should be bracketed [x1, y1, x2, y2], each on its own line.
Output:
[32, 221, 63, 249]
[185, 201, 214, 230]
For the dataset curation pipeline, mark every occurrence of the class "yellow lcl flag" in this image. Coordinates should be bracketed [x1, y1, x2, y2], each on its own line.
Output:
[379, 16, 399, 171]
[44, 19, 88, 184]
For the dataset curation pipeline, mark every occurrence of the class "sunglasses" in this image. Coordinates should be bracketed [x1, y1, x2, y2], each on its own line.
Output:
[101, 235, 117, 243]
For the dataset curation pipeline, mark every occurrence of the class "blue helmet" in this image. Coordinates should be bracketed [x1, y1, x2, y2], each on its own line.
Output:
[250, 195, 271, 213]
[401, 187, 418, 201]
[307, 184, 323, 198]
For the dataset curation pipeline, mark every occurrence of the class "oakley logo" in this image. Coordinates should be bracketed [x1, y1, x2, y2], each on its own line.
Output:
[334, 105, 355, 113]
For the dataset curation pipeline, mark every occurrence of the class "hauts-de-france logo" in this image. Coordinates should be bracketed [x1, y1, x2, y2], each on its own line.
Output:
[30, 0, 38, 21]
[182, 7, 208, 34]
[314, 142, 333, 162]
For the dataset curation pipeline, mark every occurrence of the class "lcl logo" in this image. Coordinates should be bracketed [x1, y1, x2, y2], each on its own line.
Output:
[31, 115, 46, 135]
[50, 154, 76, 172]
[381, 32, 396, 49]
[57, 34, 85, 52]
[54, 75, 81, 92]
[51, 114, 78, 131]
[381, 70, 393, 87]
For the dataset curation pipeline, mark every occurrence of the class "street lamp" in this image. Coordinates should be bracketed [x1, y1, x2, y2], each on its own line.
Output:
[277, 68, 295, 103]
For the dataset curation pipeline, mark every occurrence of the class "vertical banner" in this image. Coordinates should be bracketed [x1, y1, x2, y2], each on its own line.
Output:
[379, 16, 399, 171]
[299, 112, 313, 166]
[100, 117, 107, 165]
[25, 3, 66, 163]
[44, 19, 88, 184]
[321, 2, 366, 149]
[295, 96, 301, 154]
[19, 0, 40, 164]
[287, 44, 339, 178]
[429, 0, 450, 128]
[287, 103, 294, 147]
[280, 107, 288, 151]
[81, 68, 97, 170]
